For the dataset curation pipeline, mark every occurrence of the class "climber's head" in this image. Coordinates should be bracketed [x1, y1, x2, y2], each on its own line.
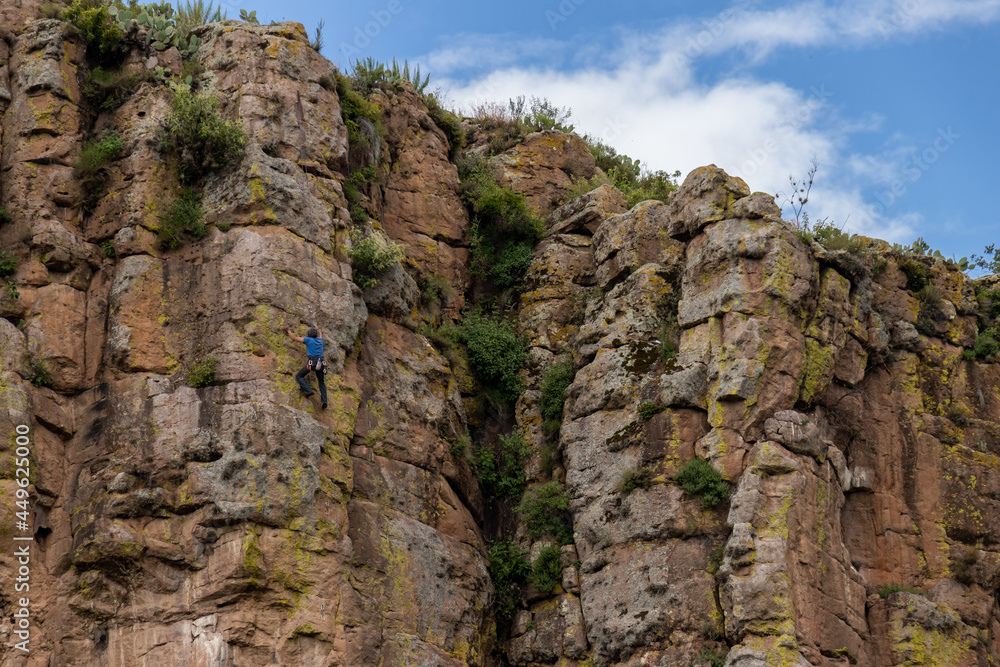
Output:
[307, 328, 319, 339]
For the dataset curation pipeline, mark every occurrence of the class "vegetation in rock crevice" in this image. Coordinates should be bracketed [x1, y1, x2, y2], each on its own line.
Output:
[472, 429, 532, 503]
[159, 87, 247, 185]
[675, 459, 730, 508]
[529, 544, 563, 594]
[517, 481, 573, 544]
[459, 154, 543, 293]
[486, 538, 530, 621]
[347, 230, 405, 290]
[75, 130, 124, 210]
[539, 359, 574, 435]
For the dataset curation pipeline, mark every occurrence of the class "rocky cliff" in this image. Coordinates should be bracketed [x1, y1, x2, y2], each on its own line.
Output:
[0, 6, 998, 667]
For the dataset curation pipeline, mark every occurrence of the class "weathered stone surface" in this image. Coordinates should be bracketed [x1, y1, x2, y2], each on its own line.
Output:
[666, 163, 751, 238]
[546, 184, 627, 236]
[376, 85, 470, 315]
[495, 131, 597, 216]
[2, 9, 1000, 661]
[592, 200, 686, 289]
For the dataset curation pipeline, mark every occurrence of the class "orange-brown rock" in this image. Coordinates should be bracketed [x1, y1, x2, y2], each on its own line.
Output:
[1, 6, 999, 667]
[495, 131, 597, 216]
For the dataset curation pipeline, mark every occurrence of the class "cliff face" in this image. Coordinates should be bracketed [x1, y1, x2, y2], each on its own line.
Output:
[0, 9, 998, 667]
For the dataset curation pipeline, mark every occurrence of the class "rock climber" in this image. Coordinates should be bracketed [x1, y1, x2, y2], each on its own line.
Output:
[285, 325, 328, 409]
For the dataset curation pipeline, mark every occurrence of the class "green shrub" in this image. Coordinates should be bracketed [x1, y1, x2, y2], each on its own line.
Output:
[0, 251, 18, 279]
[62, 1, 124, 66]
[898, 258, 930, 292]
[915, 285, 944, 335]
[448, 434, 469, 459]
[418, 273, 454, 306]
[77, 130, 124, 176]
[76, 131, 124, 205]
[486, 538, 530, 620]
[697, 647, 728, 667]
[335, 73, 385, 168]
[100, 240, 115, 258]
[187, 356, 217, 388]
[977, 287, 1000, 321]
[873, 257, 888, 275]
[459, 314, 526, 404]
[461, 158, 542, 291]
[0, 207, 10, 224]
[27, 357, 51, 387]
[810, 222, 866, 254]
[877, 582, 920, 598]
[622, 169, 681, 208]
[517, 481, 573, 544]
[637, 401, 665, 421]
[82, 66, 148, 112]
[969, 332, 999, 359]
[539, 359, 574, 422]
[488, 239, 534, 290]
[674, 459, 730, 508]
[707, 544, 725, 575]
[581, 134, 679, 206]
[424, 93, 466, 158]
[347, 231, 405, 290]
[158, 187, 205, 249]
[529, 545, 563, 593]
[618, 466, 654, 494]
[159, 88, 247, 184]
[472, 430, 532, 502]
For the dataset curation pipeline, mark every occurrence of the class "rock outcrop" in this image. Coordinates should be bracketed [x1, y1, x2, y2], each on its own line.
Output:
[0, 7, 998, 667]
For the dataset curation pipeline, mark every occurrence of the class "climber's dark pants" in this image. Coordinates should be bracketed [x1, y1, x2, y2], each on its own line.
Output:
[296, 364, 328, 404]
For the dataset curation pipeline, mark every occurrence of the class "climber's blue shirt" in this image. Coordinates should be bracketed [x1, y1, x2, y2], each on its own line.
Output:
[304, 336, 324, 358]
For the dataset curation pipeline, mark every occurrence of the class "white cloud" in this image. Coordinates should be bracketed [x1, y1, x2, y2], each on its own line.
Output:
[421, 0, 997, 244]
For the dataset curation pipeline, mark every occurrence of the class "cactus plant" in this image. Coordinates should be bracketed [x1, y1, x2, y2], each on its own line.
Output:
[108, 3, 202, 58]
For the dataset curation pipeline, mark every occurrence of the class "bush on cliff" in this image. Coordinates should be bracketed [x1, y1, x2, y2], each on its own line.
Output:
[75, 131, 125, 209]
[158, 187, 206, 249]
[517, 481, 573, 544]
[187, 356, 217, 388]
[159, 88, 247, 185]
[459, 313, 526, 404]
[335, 74, 385, 170]
[62, 1, 125, 66]
[82, 66, 151, 112]
[675, 459, 729, 508]
[472, 430, 532, 502]
[486, 538, 529, 620]
[539, 359, 574, 431]
[347, 230, 405, 290]
[529, 545, 564, 594]
[424, 93, 466, 158]
[578, 135, 680, 207]
[459, 155, 542, 291]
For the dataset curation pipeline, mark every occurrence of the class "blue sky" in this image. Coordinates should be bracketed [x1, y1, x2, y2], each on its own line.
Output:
[233, 0, 999, 264]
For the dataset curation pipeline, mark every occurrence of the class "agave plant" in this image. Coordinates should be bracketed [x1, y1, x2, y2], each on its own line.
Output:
[387, 58, 430, 94]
